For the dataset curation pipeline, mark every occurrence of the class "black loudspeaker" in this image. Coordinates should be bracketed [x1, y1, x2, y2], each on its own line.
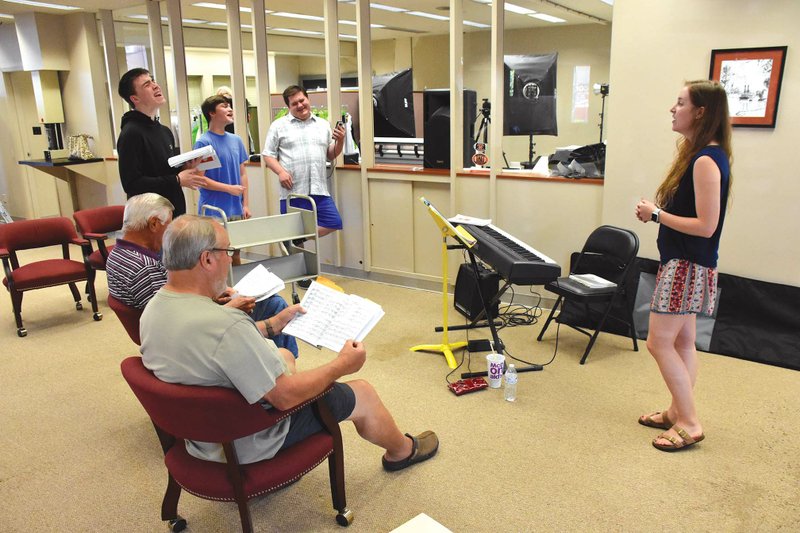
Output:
[454, 262, 501, 321]
[423, 89, 477, 169]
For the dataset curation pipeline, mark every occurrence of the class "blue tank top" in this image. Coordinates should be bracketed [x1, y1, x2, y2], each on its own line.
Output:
[656, 145, 730, 268]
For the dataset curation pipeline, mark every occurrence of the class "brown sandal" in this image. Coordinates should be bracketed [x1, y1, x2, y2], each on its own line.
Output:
[638, 410, 673, 430]
[652, 426, 705, 452]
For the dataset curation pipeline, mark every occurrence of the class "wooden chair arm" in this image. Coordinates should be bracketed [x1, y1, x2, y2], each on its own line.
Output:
[1, 252, 14, 284]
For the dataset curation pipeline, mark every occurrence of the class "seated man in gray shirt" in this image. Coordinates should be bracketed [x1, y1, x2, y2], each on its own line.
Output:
[139, 215, 438, 470]
[107, 193, 298, 356]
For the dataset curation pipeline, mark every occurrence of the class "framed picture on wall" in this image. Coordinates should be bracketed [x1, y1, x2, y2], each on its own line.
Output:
[709, 46, 788, 128]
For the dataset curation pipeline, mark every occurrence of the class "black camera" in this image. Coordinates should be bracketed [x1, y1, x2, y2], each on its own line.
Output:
[480, 98, 491, 118]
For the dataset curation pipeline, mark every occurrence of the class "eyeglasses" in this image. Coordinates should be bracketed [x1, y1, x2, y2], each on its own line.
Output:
[209, 247, 236, 257]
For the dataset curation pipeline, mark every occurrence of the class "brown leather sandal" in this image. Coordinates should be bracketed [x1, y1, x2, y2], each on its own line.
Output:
[652, 426, 705, 452]
[638, 410, 673, 430]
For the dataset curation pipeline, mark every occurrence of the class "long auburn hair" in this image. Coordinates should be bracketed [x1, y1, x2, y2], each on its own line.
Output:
[655, 80, 733, 207]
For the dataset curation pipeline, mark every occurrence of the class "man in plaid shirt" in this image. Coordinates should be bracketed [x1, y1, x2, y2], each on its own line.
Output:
[262, 85, 345, 240]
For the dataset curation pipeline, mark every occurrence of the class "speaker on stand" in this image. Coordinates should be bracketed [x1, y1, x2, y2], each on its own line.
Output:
[423, 89, 477, 169]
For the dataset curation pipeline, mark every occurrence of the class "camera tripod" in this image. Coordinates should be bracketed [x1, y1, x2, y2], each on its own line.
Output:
[474, 99, 491, 145]
[473, 99, 510, 168]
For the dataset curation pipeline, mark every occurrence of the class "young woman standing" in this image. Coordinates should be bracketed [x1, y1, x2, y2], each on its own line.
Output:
[635, 80, 733, 451]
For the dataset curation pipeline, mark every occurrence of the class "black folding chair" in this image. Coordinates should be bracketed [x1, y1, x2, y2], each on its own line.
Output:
[537, 225, 639, 364]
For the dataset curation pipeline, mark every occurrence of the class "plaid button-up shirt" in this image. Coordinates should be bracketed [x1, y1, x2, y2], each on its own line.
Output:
[262, 113, 333, 200]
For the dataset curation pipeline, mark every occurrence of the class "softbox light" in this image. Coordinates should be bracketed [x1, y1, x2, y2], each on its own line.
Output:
[503, 53, 558, 136]
[372, 68, 415, 138]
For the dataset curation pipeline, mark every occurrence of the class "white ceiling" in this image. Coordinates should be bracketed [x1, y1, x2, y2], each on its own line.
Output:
[0, 1, 612, 41]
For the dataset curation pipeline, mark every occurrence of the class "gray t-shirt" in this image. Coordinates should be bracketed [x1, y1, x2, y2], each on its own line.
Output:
[140, 289, 290, 464]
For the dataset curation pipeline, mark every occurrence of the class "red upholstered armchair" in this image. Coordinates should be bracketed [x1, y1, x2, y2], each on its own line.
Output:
[73, 205, 124, 296]
[120, 356, 352, 533]
[0, 217, 102, 337]
[107, 294, 143, 345]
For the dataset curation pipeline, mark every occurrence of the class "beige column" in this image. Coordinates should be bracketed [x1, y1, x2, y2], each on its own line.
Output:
[449, 0, 464, 217]
[146, 0, 170, 122]
[488, 0, 505, 221]
[225, 0, 247, 146]
[251, 0, 275, 216]
[355, 0, 373, 271]
[98, 9, 124, 144]
[324, 0, 343, 267]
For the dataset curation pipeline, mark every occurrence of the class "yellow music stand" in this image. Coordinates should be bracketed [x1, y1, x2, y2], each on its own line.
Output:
[410, 197, 475, 368]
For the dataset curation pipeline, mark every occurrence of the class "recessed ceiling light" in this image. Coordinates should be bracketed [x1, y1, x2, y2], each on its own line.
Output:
[338, 34, 357, 40]
[0, 13, 15, 18]
[339, 21, 385, 28]
[271, 27, 323, 36]
[405, 11, 449, 21]
[464, 20, 490, 28]
[371, 3, 407, 13]
[207, 21, 227, 27]
[471, 2, 539, 15]
[600, 0, 614, 5]
[193, 2, 251, 12]
[4, 0, 79, 10]
[128, 14, 168, 22]
[505, 3, 536, 15]
[530, 13, 565, 23]
[127, 14, 208, 25]
[271, 12, 325, 22]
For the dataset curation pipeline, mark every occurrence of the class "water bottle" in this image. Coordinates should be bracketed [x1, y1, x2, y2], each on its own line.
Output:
[504, 364, 518, 402]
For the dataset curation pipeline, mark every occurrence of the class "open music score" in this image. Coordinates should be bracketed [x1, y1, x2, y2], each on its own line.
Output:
[282, 281, 384, 352]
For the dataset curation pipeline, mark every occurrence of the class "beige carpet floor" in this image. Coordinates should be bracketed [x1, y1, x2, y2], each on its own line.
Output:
[1, 249, 798, 532]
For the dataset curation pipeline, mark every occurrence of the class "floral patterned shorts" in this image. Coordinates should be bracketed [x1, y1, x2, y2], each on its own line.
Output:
[651, 258, 717, 316]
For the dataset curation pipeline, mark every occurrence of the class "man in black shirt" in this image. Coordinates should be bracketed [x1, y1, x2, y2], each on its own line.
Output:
[117, 68, 205, 216]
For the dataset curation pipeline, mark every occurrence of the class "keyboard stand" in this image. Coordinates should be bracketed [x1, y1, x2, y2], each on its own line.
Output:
[436, 278, 512, 334]
[432, 248, 506, 353]
[438, 262, 545, 375]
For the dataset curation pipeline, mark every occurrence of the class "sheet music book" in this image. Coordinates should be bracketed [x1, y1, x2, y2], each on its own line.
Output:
[233, 264, 285, 302]
[282, 281, 385, 352]
[167, 145, 221, 171]
[569, 273, 617, 289]
[448, 214, 492, 227]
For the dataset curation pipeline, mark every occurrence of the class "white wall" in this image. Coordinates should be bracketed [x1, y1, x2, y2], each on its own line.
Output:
[604, 0, 800, 286]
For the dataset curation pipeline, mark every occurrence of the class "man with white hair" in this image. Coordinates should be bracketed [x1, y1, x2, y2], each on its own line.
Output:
[140, 215, 439, 470]
[107, 193, 300, 356]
